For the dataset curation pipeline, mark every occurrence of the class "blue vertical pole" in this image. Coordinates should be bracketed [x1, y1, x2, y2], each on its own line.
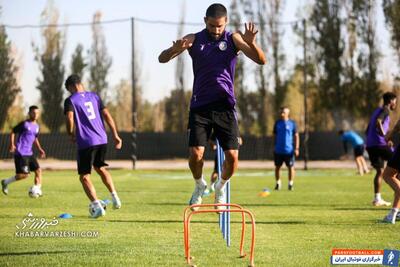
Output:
[216, 139, 230, 247]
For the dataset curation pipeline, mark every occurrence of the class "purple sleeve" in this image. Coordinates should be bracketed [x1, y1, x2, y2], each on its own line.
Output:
[12, 121, 25, 134]
[98, 95, 105, 110]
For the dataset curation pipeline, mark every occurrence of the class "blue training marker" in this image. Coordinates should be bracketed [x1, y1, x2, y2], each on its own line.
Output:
[59, 213, 73, 219]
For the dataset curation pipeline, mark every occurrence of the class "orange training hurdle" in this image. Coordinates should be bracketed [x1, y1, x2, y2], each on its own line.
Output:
[183, 203, 256, 267]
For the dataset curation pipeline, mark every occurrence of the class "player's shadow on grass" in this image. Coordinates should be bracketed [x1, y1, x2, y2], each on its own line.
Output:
[0, 251, 78, 257]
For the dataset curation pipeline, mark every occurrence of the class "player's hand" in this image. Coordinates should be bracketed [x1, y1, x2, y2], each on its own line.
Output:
[295, 148, 299, 157]
[9, 145, 16, 153]
[114, 136, 122, 150]
[388, 140, 394, 147]
[172, 38, 192, 53]
[39, 149, 46, 159]
[241, 22, 258, 45]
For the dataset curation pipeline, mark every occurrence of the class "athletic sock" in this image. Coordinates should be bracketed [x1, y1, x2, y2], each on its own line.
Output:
[215, 178, 228, 191]
[276, 180, 281, 186]
[35, 184, 42, 189]
[374, 193, 382, 201]
[111, 191, 118, 197]
[195, 176, 206, 187]
[289, 180, 294, 186]
[92, 199, 102, 207]
[3, 176, 16, 185]
[391, 208, 399, 215]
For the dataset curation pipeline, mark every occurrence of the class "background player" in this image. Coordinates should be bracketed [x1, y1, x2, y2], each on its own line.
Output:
[64, 74, 122, 218]
[338, 130, 369, 175]
[273, 107, 299, 191]
[158, 3, 266, 211]
[1, 106, 46, 197]
[366, 92, 397, 207]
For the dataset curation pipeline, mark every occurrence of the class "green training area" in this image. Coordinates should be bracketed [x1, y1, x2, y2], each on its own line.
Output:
[0, 169, 397, 266]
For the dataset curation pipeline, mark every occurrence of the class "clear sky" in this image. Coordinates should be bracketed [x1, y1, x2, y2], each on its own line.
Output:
[1, 0, 398, 108]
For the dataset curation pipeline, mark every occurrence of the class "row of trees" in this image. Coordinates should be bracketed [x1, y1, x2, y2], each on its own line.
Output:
[1, 0, 400, 135]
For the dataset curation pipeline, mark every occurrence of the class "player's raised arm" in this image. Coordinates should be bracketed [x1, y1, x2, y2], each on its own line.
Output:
[233, 22, 266, 65]
[158, 34, 195, 63]
[102, 108, 122, 150]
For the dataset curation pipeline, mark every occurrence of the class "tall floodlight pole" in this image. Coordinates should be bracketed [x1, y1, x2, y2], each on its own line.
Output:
[131, 17, 137, 169]
[303, 19, 309, 170]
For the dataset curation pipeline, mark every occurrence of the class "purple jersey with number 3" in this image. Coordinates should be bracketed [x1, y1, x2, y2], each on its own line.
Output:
[64, 92, 107, 150]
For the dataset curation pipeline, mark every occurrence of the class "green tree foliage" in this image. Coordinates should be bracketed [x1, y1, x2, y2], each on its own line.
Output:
[89, 11, 112, 102]
[33, 1, 65, 133]
[70, 44, 86, 79]
[383, 0, 400, 63]
[310, 0, 345, 126]
[0, 14, 21, 131]
[164, 89, 191, 133]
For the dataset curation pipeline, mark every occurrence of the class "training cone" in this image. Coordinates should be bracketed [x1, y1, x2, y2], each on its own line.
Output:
[258, 188, 271, 197]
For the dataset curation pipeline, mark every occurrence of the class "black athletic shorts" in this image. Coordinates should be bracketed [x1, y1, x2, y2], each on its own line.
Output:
[77, 144, 109, 175]
[188, 101, 240, 151]
[274, 152, 295, 168]
[353, 145, 365, 157]
[366, 146, 394, 169]
[14, 154, 39, 174]
[387, 145, 400, 171]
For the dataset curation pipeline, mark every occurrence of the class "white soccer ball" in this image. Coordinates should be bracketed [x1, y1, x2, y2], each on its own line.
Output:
[28, 186, 42, 198]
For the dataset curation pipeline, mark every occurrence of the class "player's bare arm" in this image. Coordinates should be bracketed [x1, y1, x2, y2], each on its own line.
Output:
[34, 138, 46, 158]
[294, 132, 300, 157]
[233, 22, 266, 65]
[9, 131, 16, 153]
[158, 34, 195, 63]
[65, 111, 75, 143]
[102, 108, 122, 150]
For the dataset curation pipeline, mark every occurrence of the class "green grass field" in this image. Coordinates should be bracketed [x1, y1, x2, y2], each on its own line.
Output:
[0, 168, 398, 267]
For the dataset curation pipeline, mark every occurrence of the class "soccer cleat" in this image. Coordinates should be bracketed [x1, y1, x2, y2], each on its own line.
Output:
[214, 187, 225, 213]
[1, 180, 8, 195]
[189, 183, 207, 211]
[89, 203, 106, 218]
[372, 199, 391, 207]
[396, 213, 400, 221]
[288, 184, 294, 191]
[382, 213, 396, 224]
[112, 196, 122, 209]
[209, 182, 215, 193]
[274, 183, 281, 191]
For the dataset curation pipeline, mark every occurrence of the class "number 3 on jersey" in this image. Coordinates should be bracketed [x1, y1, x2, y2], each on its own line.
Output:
[84, 101, 96, 120]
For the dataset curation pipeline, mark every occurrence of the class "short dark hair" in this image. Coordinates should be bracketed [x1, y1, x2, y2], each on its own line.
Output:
[206, 3, 227, 18]
[65, 74, 81, 89]
[338, 130, 344, 135]
[28, 105, 39, 112]
[382, 92, 397, 105]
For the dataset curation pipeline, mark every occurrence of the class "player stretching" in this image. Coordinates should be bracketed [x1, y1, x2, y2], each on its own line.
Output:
[64, 74, 122, 218]
[1, 106, 46, 197]
[158, 3, 266, 211]
[338, 130, 369, 175]
[273, 107, 299, 191]
[366, 92, 397, 207]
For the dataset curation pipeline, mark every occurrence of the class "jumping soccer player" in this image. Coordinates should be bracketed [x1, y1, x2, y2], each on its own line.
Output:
[273, 107, 299, 191]
[64, 74, 122, 218]
[382, 119, 400, 224]
[338, 130, 370, 176]
[158, 3, 266, 211]
[366, 92, 397, 207]
[1, 106, 46, 197]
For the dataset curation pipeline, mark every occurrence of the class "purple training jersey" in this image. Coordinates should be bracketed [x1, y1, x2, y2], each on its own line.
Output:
[188, 29, 238, 109]
[366, 107, 390, 148]
[64, 91, 107, 150]
[13, 120, 39, 156]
